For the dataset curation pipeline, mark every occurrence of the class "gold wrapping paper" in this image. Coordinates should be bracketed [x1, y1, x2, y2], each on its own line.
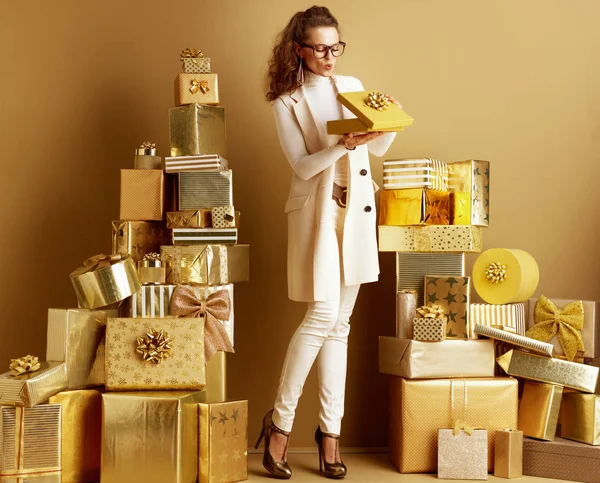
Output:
[494, 429, 522, 479]
[0, 362, 68, 407]
[469, 303, 526, 338]
[46, 308, 118, 389]
[138, 266, 166, 285]
[0, 405, 61, 477]
[0, 474, 61, 482]
[111, 220, 170, 264]
[172, 227, 238, 245]
[161, 244, 250, 285]
[198, 400, 248, 483]
[437, 429, 488, 480]
[167, 210, 212, 229]
[378, 337, 495, 378]
[211, 206, 236, 228]
[205, 351, 227, 403]
[175, 73, 219, 106]
[48, 390, 102, 483]
[105, 317, 205, 391]
[519, 382, 563, 441]
[119, 169, 166, 221]
[182, 57, 211, 74]
[424, 275, 470, 339]
[448, 160, 490, 226]
[378, 225, 482, 253]
[336, 90, 414, 130]
[70, 255, 140, 310]
[101, 391, 205, 483]
[326, 118, 405, 134]
[497, 349, 599, 393]
[382, 158, 448, 190]
[379, 189, 450, 226]
[389, 377, 518, 473]
[474, 324, 554, 357]
[412, 318, 447, 341]
[559, 392, 600, 445]
[178, 170, 233, 210]
[396, 290, 417, 339]
[169, 104, 227, 158]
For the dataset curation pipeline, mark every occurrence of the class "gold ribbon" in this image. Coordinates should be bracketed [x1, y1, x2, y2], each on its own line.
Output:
[190, 79, 210, 94]
[486, 261, 507, 284]
[140, 141, 155, 149]
[136, 329, 173, 364]
[452, 420, 476, 436]
[425, 199, 449, 224]
[71, 253, 124, 276]
[525, 295, 584, 361]
[364, 91, 390, 111]
[143, 252, 161, 261]
[9, 355, 40, 376]
[416, 303, 445, 318]
[180, 48, 204, 60]
[170, 285, 234, 362]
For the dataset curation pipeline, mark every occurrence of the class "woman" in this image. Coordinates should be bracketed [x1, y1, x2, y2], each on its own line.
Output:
[255, 6, 399, 479]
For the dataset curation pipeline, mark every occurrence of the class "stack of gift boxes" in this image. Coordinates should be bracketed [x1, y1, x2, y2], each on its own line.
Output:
[377, 158, 600, 481]
[0, 48, 249, 483]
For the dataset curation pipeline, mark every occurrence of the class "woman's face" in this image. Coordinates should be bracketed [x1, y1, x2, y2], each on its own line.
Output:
[296, 26, 341, 77]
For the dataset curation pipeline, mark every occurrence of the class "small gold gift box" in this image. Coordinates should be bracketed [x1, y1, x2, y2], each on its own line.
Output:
[0, 362, 68, 407]
[175, 73, 219, 106]
[180, 48, 211, 74]
[494, 429, 523, 479]
[111, 220, 170, 264]
[413, 317, 447, 341]
[379, 189, 450, 226]
[211, 206, 236, 228]
[438, 428, 488, 480]
[119, 169, 166, 221]
[167, 210, 212, 229]
[448, 160, 490, 226]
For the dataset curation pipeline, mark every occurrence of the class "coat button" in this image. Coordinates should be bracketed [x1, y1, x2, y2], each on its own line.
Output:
[360, 169, 367, 176]
[364, 206, 372, 213]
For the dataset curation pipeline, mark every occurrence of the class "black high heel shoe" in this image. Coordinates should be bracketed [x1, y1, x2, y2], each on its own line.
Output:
[315, 426, 347, 479]
[254, 409, 292, 479]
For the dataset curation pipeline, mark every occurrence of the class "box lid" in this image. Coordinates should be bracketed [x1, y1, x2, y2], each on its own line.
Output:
[337, 91, 414, 130]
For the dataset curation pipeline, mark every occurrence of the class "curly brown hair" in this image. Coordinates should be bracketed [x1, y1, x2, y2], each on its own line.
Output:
[265, 6, 340, 102]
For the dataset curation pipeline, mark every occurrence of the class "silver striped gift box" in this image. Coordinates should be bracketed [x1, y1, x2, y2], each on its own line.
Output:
[469, 303, 526, 338]
[383, 158, 449, 190]
[178, 170, 233, 210]
[172, 227, 238, 245]
[474, 324, 554, 357]
[396, 253, 465, 306]
[165, 154, 228, 173]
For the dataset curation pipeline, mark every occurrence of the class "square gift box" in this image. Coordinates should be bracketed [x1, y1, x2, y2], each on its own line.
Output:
[211, 206, 236, 228]
[379, 188, 450, 226]
[119, 169, 166, 221]
[412, 318, 446, 341]
[437, 429, 488, 480]
[424, 275, 470, 339]
[178, 170, 233, 210]
[111, 220, 170, 263]
[334, 90, 414, 131]
[175, 73, 219, 106]
[169, 104, 227, 158]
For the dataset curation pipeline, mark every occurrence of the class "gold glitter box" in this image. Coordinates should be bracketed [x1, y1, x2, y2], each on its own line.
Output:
[378, 225, 483, 253]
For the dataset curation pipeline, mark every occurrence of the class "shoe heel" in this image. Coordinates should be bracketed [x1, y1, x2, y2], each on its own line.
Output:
[254, 425, 265, 449]
[318, 448, 323, 472]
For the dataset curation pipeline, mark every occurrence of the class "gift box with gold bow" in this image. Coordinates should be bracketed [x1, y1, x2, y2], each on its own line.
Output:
[120, 169, 169, 221]
[0, 361, 68, 407]
[379, 189, 450, 226]
[424, 275, 470, 339]
[413, 304, 447, 341]
[526, 296, 599, 360]
[378, 225, 483, 253]
[437, 425, 488, 480]
[559, 392, 600, 446]
[112, 220, 170, 263]
[383, 158, 448, 190]
[169, 104, 227, 158]
[181, 48, 211, 74]
[175, 73, 219, 106]
[518, 381, 563, 441]
[469, 303, 526, 338]
[448, 160, 490, 226]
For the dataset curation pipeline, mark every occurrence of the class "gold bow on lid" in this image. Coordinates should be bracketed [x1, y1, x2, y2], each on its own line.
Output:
[9, 355, 41, 376]
[452, 420, 477, 436]
[136, 329, 173, 364]
[180, 48, 204, 60]
[143, 252, 161, 261]
[416, 303, 445, 318]
[140, 141, 155, 149]
[170, 285, 234, 361]
[364, 91, 390, 111]
[486, 261, 507, 284]
[71, 254, 124, 276]
[190, 79, 210, 94]
[525, 295, 585, 361]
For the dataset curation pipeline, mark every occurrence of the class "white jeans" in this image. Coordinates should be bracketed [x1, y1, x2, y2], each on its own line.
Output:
[273, 199, 361, 435]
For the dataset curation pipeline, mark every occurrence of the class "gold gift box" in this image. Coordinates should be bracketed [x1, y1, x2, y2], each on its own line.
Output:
[474, 324, 554, 357]
[389, 377, 518, 473]
[396, 290, 417, 339]
[469, 303, 526, 338]
[494, 429, 523, 479]
[169, 104, 227, 158]
[412, 318, 447, 341]
[48, 389, 102, 483]
[161, 244, 250, 285]
[0, 475, 61, 482]
[424, 275, 470, 339]
[334, 90, 414, 131]
[199, 400, 248, 483]
[437, 429, 488, 480]
[0, 362, 68, 407]
[0, 405, 61, 478]
[211, 206, 236, 228]
[379, 189, 450, 226]
[383, 158, 448, 190]
[167, 210, 212, 229]
[205, 351, 227, 403]
[119, 169, 166, 221]
[46, 308, 118, 389]
[559, 392, 600, 445]
[175, 73, 219, 106]
[182, 57, 211, 74]
[178, 170, 233, 210]
[519, 381, 563, 441]
[448, 160, 490, 226]
[378, 337, 495, 378]
[497, 349, 599, 393]
[378, 225, 482, 253]
[326, 118, 406, 134]
[112, 220, 170, 263]
[101, 391, 205, 483]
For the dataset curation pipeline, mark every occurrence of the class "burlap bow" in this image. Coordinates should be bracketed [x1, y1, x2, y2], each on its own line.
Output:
[525, 295, 584, 361]
[71, 254, 124, 276]
[170, 285, 234, 362]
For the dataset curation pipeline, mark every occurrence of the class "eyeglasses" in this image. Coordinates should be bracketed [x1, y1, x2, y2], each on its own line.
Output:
[299, 41, 346, 59]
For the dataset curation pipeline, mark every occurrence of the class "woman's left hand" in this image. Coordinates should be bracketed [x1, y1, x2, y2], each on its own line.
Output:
[385, 94, 402, 110]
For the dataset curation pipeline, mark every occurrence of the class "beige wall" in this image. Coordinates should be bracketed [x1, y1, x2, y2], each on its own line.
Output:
[1, 0, 599, 449]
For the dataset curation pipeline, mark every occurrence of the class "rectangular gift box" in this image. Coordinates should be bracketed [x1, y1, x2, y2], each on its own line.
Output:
[0, 362, 68, 407]
[448, 160, 490, 226]
[336, 90, 414, 130]
[412, 318, 447, 341]
[378, 225, 482, 253]
[48, 389, 102, 483]
[378, 337, 495, 378]
[111, 220, 170, 263]
[46, 308, 118, 389]
[101, 391, 205, 483]
[0, 405, 61, 478]
[389, 377, 518, 473]
[470, 303, 526, 338]
[396, 252, 465, 306]
[396, 290, 417, 339]
[528, 297, 600, 359]
[119, 169, 166, 221]
[205, 351, 227, 403]
[198, 400, 248, 483]
[382, 158, 448, 190]
[497, 349, 599, 393]
[169, 104, 227, 158]
[105, 317, 205, 391]
[326, 118, 404, 134]
[559, 392, 600, 445]
[182, 56, 211, 74]
[494, 429, 523, 479]
[474, 324, 554, 357]
[0, 475, 62, 483]
[173, 228, 238, 245]
[164, 154, 228, 173]
[379, 188, 450, 226]
[437, 429, 488, 480]
[179, 170, 233, 210]
[211, 206, 236, 228]
[175, 73, 219, 106]
[519, 382, 563, 441]
[523, 437, 600, 483]
[161, 244, 250, 285]
[167, 210, 212, 229]
[424, 275, 470, 339]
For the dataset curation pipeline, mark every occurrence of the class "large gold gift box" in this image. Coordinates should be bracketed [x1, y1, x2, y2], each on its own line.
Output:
[112, 220, 170, 263]
[101, 391, 205, 483]
[175, 73, 219, 106]
[105, 317, 205, 391]
[518, 381, 563, 441]
[379, 189, 450, 226]
[199, 400, 248, 483]
[46, 308, 118, 389]
[378, 337, 495, 378]
[119, 169, 166, 221]
[424, 275, 470, 339]
[389, 377, 518, 473]
[559, 392, 600, 445]
[494, 429, 523, 479]
[0, 362, 68, 407]
[437, 429, 488, 480]
[48, 389, 102, 483]
[169, 104, 227, 158]
[0, 405, 61, 478]
[378, 225, 482, 253]
[448, 160, 490, 226]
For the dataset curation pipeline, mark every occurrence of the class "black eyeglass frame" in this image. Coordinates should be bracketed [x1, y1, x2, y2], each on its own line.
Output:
[298, 41, 347, 58]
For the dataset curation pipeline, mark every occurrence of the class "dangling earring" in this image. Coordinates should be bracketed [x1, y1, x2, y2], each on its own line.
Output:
[296, 58, 304, 86]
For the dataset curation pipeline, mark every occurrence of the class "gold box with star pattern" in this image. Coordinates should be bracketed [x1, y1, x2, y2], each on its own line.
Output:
[448, 160, 490, 226]
[199, 400, 248, 483]
[424, 275, 471, 339]
[379, 189, 450, 226]
[111, 221, 170, 263]
[105, 317, 205, 391]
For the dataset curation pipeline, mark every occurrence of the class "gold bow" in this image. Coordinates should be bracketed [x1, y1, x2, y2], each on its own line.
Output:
[190, 80, 210, 94]
[143, 252, 161, 261]
[170, 285, 234, 362]
[364, 91, 390, 111]
[486, 261, 507, 284]
[425, 199, 449, 225]
[452, 420, 476, 436]
[136, 329, 173, 364]
[9, 355, 41, 376]
[525, 295, 584, 361]
[140, 141, 155, 149]
[71, 254, 124, 276]
[416, 303, 445, 318]
[180, 48, 204, 60]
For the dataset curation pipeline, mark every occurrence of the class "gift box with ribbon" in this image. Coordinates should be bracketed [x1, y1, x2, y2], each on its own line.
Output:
[133, 141, 162, 169]
[424, 275, 470, 339]
[111, 220, 170, 264]
[178, 170, 233, 210]
[469, 303, 526, 338]
[0, 360, 68, 407]
[378, 225, 483, 253]
[437, 425, 488, 480]
[494, 429, 523, 479]
[559, 392, 600, 446]
[518, 381, 563, 441]
[382, 158, 448, 190]
[169, 104, 227, 158]
[448, 160, 490, 226]
[137, 252, 166, 285]
[413, 304, 447, 341]
[175, 73, 219, 106]
[379, 189, 450, 226]
[119, 169, 168, 221]
[180, 48, 211, 74]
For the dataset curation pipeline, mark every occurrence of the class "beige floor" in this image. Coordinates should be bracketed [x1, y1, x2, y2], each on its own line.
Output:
[246, 453, 575, 483]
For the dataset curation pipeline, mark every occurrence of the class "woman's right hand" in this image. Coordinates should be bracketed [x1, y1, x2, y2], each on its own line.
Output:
[339, 132, 385, 150]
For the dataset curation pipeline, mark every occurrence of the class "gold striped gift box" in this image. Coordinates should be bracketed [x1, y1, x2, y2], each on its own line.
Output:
[383, 158, 449, 190]
[178, 170, 233, 210]
[469, 303, 526, 338]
